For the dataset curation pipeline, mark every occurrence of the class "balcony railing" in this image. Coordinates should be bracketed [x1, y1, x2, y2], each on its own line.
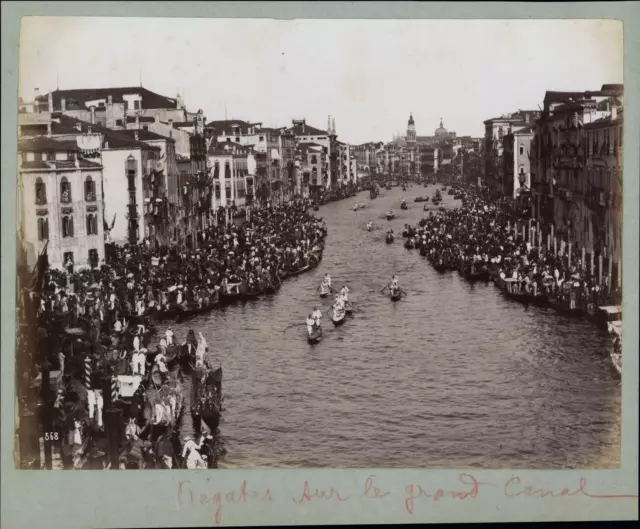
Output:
[35, 195, 47, 205]
[85, 191, 96, 202]
[60, 191, 72, 203]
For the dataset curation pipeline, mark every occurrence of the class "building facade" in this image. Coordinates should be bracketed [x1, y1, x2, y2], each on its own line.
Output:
[18, 136, 106, 270]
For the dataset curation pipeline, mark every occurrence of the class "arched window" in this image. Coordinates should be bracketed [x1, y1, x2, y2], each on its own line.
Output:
[60, 177, 71, 203]
[86, 214, 98, 235]
[519, 143, 524, 156]
[35, 177, 47, 205]
[84, 175, 96, 201]
[37, 217, 49, 241]
[62, 215, 74, 238]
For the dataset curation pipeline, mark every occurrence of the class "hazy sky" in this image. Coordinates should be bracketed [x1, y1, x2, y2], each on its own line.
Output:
[19, 17, 622, 144]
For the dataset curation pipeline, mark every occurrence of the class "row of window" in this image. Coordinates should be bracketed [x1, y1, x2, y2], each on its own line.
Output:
[35, 176, 96, 204]
[36, 214, 99, 241]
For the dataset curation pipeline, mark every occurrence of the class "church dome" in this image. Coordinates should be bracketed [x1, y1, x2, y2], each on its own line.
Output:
[435, 118, 447, 138]
[408, 113, 415, 126]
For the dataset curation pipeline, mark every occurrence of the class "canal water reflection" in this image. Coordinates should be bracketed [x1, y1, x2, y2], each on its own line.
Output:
[171, 184, 620, 469]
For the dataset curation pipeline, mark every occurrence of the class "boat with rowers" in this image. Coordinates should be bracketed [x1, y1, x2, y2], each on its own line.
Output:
[381, 276, 404, 301]
[386, 231, 395, 244]
[414, 196, 428, 202]
[367, 221, 373, 231]
[386, 210, 396, 220]
[331, 303, 347, 325]
[400, 200, 408, 210]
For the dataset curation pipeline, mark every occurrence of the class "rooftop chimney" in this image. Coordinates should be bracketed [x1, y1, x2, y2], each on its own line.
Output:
[48, 93, 53, 113]
[61, 97, 66, 113]
[90, 105, 96, 124]
[134, 130, 139, 141]
[75, 123, 82, 132]
[107, 95, 113, 104]
[46, 122, 52, 137]
[34, 88, 40, 100]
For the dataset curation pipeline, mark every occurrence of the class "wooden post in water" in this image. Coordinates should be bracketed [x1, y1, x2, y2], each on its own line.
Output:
[553, 237, 557, 256]
[607, 249, 613, 293]
[547, 233, 551, 252]
[538, 229, 542, 250]
[581, 247, 585, 270]
[598, 253, 603, 285]
[590, 251, 595, 276]
[522, 225, 525, 242]
[568, 242, 572, 269]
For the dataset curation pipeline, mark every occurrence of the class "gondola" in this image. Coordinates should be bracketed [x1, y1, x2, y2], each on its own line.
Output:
[265, 280, 281, 295]
[460, 264, 491, 282]
[385, 233, 394, 244]
[414, 196, 427, 202]
[390, 289, 402, 301]
[154, 294, 220, 320]
[318, 284, 331, 298]
[386, 212, 395, 221]
[313, 204, 319, 211]
[344, 301, 353, 313]
[192, 365, 223, 433]
[404, 239, 414, 249]
[400, 203, 408, 210]
[307, 326, 323, 344]
[332, 307, 346, 326]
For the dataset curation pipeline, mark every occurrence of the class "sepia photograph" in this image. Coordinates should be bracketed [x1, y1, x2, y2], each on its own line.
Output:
[13, 15, 625, 474]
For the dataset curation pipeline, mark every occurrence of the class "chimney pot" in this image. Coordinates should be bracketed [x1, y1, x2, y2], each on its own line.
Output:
[90, 105, 96, 125]
[61, 97, 66, 112]
[134, 131, 139, 141]
[107, 95, 113, 104]
[48, 93, 53, 114]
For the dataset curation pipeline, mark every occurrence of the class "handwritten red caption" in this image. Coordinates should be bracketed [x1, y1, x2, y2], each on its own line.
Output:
[178, 474, 639, 524]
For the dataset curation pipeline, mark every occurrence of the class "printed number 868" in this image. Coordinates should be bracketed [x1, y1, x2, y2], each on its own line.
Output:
[44, 432, 60, 441]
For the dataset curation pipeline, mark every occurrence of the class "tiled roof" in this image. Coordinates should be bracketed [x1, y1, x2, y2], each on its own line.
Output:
[18, 136, 78, 152]
[120, 129, 175, 143]
[35, 87, 179, 112]
[205, 119, 253, 136]
[56, 115, 160, 151]
[286, 122, 327, 136]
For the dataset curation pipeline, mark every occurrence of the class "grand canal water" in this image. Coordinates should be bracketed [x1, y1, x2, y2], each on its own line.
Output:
[171, 184, 621, 469]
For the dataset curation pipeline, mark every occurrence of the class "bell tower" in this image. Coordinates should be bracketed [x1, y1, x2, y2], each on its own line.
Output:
[407, 113, 416, 145]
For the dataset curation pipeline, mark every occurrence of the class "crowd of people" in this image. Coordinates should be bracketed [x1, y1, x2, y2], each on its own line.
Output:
[17, 198, 330, 468]
[403, 186, 621, 314]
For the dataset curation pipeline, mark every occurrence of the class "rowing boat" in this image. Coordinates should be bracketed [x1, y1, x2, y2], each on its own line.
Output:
[386, 233, 394, 244]
[390, 289, 402, 301]
[319, 284, 331, 298]
[332, 307, 346, 325]
[307, 325, 323, 344]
